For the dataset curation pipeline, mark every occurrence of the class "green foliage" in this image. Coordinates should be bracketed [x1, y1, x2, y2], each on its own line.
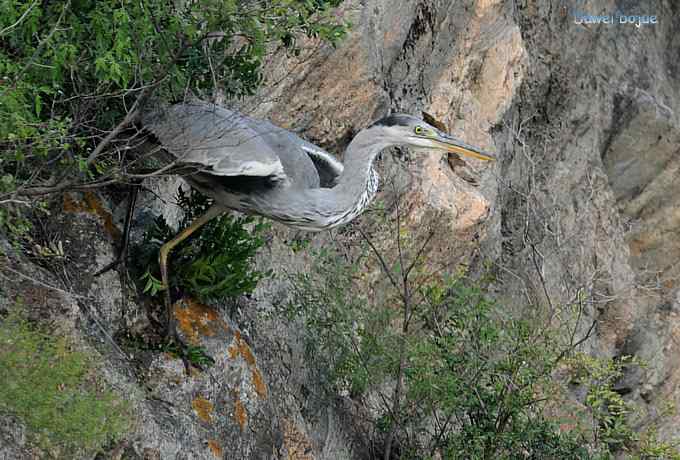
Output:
[288, 234, 312, 253]
[0, 0, 349, 227]
[0, 308, 132, 456]
[568, 354, 638, 450]
[280, 229, 680, 459]
[116, 329, 214, 369]
[284, 258, 588, 458]
[135, 188, 269, 303]
[141, 269, 164, 297]
[637, 429, 680, 460]
[410, 278, 590, 458]
[566, 354, 680, 459]
[162, 341, 215, 369]
[283, 248, 398, 397]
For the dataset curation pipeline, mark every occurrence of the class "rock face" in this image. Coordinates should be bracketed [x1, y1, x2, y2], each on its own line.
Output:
[2, 0, 680, 457]
[251, 0, 680, 450]
[251, 0, 680, 449]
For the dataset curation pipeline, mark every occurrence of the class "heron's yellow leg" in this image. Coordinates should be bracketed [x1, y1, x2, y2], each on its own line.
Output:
[159, 204, 224, 334]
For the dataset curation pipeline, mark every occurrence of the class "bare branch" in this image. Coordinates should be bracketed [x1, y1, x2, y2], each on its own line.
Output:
[84, 86, 151, 166]
[357, 227, 405, 304]
[403, 226, 436, 281]
[0, 265, 87, 300]
[0, 199, 31, 206]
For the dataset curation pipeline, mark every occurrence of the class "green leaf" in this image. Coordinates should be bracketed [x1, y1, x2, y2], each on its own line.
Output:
[34, 94, 41, 117]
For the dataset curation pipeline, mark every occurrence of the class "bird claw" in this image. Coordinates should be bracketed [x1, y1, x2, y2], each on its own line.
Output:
[163, 317, 192, 376]
[93, 257, 123, 277]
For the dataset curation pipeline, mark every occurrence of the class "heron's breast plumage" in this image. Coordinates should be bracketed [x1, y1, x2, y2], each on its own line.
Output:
[319, 167, 379, 229]
[221, 166, 379, 231]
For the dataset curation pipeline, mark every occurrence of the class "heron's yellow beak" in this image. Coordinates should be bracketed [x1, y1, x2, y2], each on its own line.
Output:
[431, 135, 495, 161]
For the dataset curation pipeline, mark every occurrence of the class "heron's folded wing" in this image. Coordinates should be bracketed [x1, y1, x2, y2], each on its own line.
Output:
[299, 144, 344, 187]
[243, 118, 343, 188]
[144, 103, 286, 180]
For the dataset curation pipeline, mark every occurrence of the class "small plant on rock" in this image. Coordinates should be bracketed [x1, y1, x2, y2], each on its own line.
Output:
[0, 307, 132, 457]
[135, 188, 270, 305]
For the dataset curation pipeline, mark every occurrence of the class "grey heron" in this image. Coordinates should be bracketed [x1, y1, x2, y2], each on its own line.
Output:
[143, 102, 494, 328]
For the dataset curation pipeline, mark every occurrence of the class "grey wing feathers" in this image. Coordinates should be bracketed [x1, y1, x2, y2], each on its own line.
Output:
[300, 144, 344, 187]
[143, 102, 286, 179]
[248, 118, 344, 188]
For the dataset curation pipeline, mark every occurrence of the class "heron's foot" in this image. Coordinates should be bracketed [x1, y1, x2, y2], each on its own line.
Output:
[96, 186, 137, 277]
[164, 318, 193, 375]
[93, 256, 124, 277]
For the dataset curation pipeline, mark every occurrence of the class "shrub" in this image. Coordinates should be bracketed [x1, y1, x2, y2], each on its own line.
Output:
[0, 308, 132, 456]
[284, 255, 590, 458]
[279, 218, 680, 459]
[0, 0, 349, 232]
[136, 188, 270, 304]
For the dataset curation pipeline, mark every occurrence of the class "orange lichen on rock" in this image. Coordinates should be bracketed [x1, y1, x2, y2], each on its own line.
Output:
[192, 395, 214, 423]
[227, 343, 239, 360]
[174, 298, 229, 345]
[62, 191, 121, 240]
[252, 368, 268, 399]
[62, 193, 81, 213]
[233, 397, 247, 430]
[228, 330, 256, 365]
[282, 418, 315, 460]
[207, 439, 222, 458]
[227, 331, 268, 399]
[237, 334, 256, 366]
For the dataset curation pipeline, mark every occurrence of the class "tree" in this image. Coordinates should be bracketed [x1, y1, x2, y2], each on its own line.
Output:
[0, 0, 348, 229]
[278, 192, 679, 459]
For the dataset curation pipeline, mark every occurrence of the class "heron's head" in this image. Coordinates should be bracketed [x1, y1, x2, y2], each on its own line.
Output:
[370, 114, 495, 161]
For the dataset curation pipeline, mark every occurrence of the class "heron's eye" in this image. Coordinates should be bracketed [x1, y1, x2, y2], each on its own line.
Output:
[414, 126, 424, 135]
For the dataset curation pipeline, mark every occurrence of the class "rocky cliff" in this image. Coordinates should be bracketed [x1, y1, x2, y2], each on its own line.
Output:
[2, 0, 679, 458]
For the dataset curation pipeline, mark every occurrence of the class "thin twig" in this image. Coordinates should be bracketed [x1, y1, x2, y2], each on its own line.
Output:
[403, 227, 436, 282]
[84, 87, 151, 166]
[0, 0, 38, 37]
[0, 199, 31, 206]
[357, 228, 405, 304]
[0, 265, 88, 300]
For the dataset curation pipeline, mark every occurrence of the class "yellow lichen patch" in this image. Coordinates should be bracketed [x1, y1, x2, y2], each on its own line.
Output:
[62, 191, 121, 240]
[238, 338, 256, 366]
[207, 439, 222, 458]
[282, 418, 315, 460]
[227, 344, 239, 360]
[228, 331, 268, 400]
[233, 397, 247, 430]
[252, 368, 268, 400]
[174, 298, 228, 345]
[228, 330, 256, 365]
[192, 396, 214, 423]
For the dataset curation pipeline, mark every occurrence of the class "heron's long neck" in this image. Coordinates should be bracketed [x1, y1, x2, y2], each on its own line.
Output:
[246, 129, 389, 231]
[336, 129, 387, 193]
[329, 129, 387, 211]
